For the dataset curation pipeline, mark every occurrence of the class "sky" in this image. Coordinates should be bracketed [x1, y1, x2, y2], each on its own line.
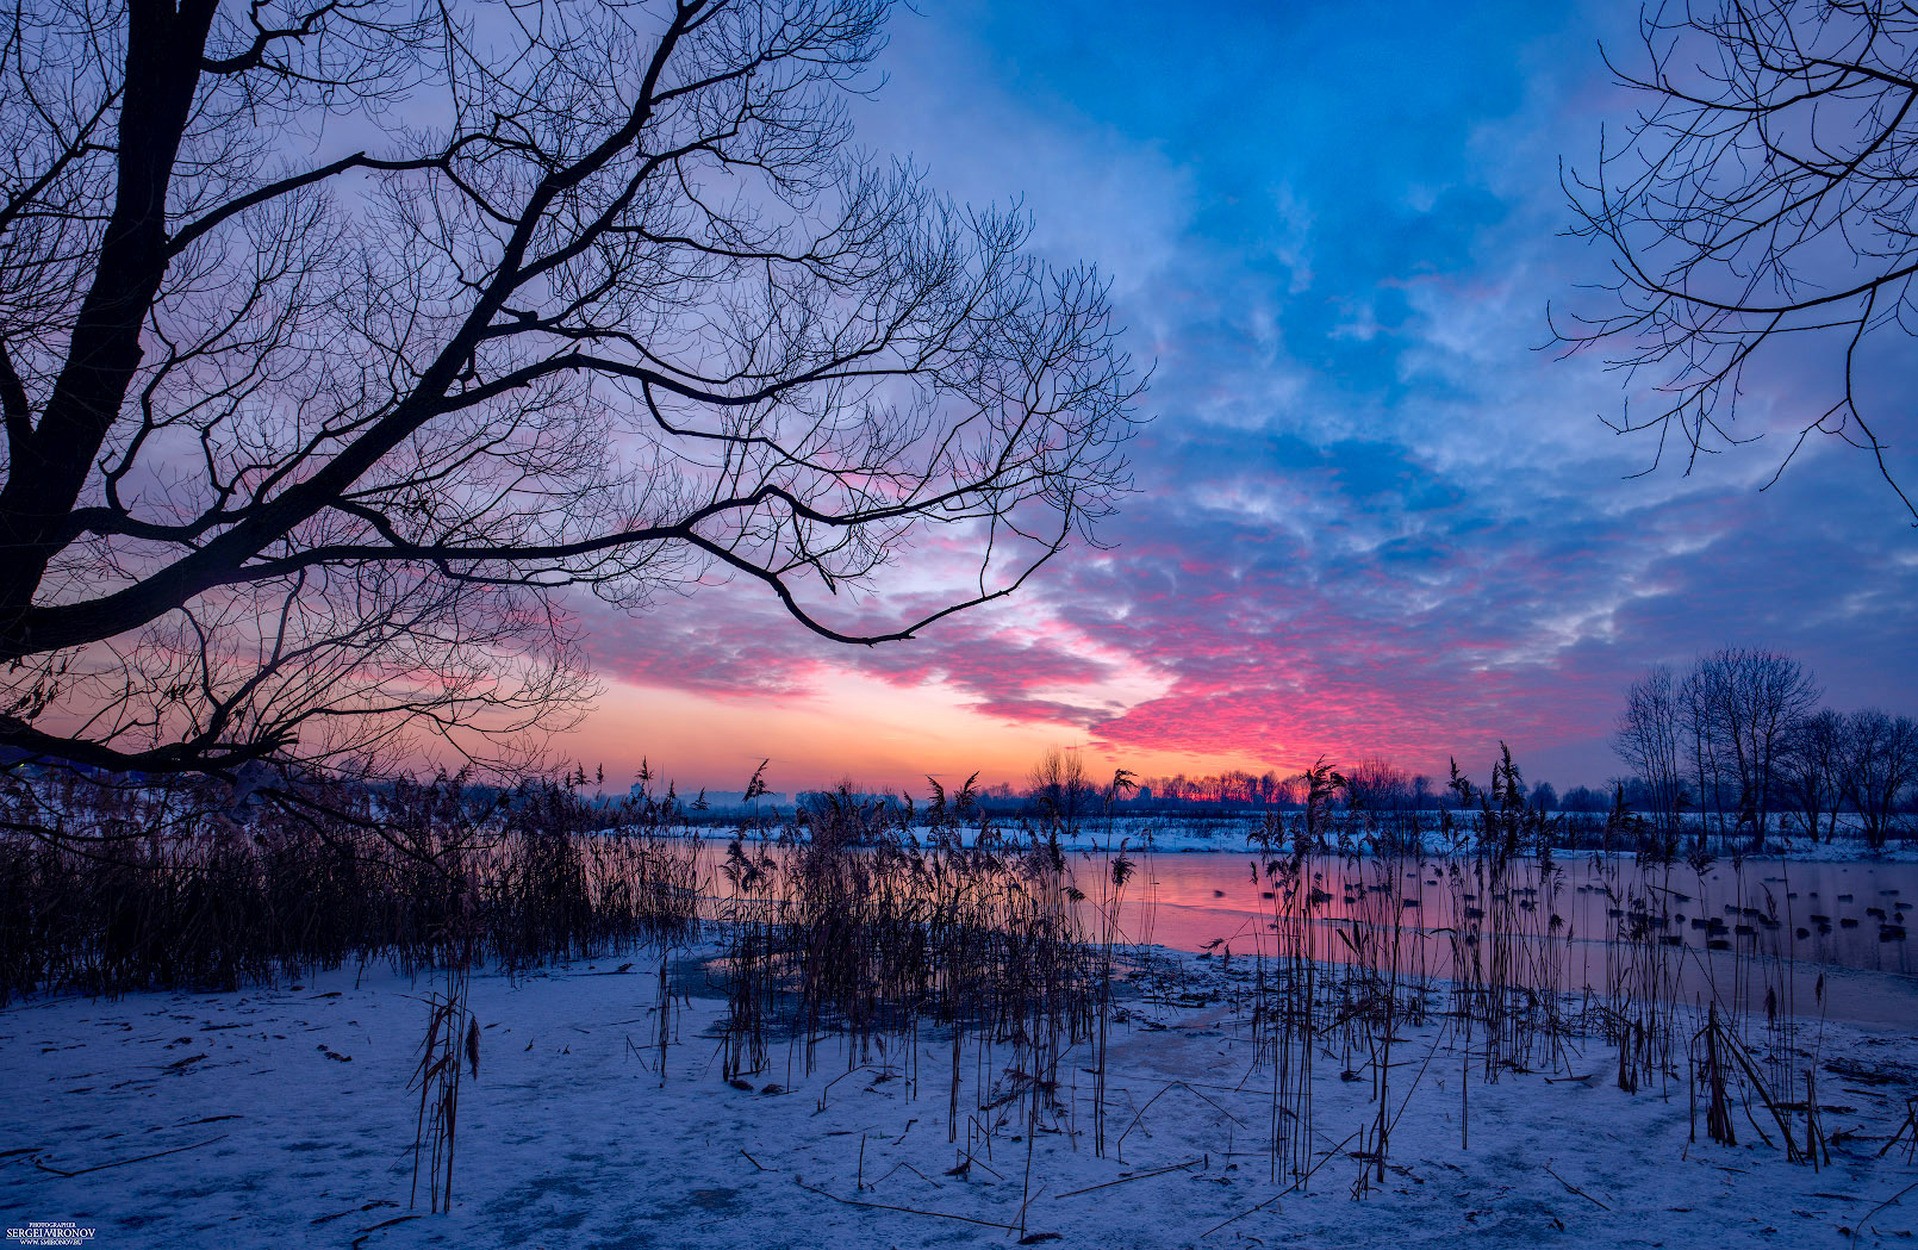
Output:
[560, 0, 1918, 798]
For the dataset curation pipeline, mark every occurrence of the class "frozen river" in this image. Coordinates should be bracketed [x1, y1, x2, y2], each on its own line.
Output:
[696, 837, 1918, 1027]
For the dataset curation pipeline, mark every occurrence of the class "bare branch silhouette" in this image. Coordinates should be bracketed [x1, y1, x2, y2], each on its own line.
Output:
[0, 0, 1142, 776]
[1558, 0, 1918, 523]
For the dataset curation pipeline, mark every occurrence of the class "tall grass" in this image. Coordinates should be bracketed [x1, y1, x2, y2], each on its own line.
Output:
[0, 768, 699, 1001]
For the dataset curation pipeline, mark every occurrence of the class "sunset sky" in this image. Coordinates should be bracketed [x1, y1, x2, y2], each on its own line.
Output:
[560, 0, 1918, 798]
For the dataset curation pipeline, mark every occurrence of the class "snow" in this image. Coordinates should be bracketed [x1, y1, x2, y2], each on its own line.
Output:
[4, 946, 1916, 1249]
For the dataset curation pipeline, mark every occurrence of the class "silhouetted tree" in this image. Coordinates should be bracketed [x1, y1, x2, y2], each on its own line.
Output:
[1560, 784, 1610, 813]
[1779, 708, 1846, 842]
[1839, 708, 1918, 849]
[0, 0, 1139, 777]
[1689, 647, 1818, 848]
[1618, 649, 1816, 849]
[1679, 661, 1739, 837]
[1343, 755, 1411, 812]
[1026, 746, 1095, 833]
[1562, 0, 1918, 521]
[1613, 662, 1689, 847]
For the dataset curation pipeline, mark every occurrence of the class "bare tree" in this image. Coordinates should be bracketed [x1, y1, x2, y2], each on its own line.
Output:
[1613, 662, 1689, 848]
[1561, 0, 1918, 522]
[1779, 707, 1846, 842]
[1839, 708, 1918, 848]
[1679, 664, 1730, 839]
[1692, 646, 1819, 848]
[1620, 647, 1823, 848]
[1026, 745, 1094, 834]
[1343, 755, 1412, 812]
[0, 1, 1140, 778]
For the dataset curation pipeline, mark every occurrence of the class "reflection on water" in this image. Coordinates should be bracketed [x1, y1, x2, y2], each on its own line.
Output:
[694, 840, 1918, 1027]
[1112, 851, 1918, 1027]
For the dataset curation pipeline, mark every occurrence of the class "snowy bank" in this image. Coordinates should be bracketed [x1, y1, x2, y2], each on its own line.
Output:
[3, 949, 1916, 1249]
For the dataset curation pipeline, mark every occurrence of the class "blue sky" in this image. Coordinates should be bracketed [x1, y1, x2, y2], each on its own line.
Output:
[573, 0, 1918, 793]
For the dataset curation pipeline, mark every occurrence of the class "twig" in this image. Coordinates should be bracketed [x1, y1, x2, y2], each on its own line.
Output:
[1116, 1081, 1246, 1156]
[1054, 1156, 1205, 1199]
[815, 1065, 868, 1114]
[350, 1214, 421, 1248]
[1201, 1190, 1283, 1239]
[311, 1201, 398, 1227]
[1287, 1130, 1363, 1194]
[948, 1148, 1006, 1181]
[1877, 1098, 1918, 1159]
[873, 1160, 941, 1189]
[30, 1134, 227, 1178]
[1852, 1179, 1918, 1249]
[1544, 1161, 1611, 1211]
[795, 1178, 1020, 1231]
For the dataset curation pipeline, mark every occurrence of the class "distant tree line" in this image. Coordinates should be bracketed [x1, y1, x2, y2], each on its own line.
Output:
[1137, 768, 1304, 809]
[1131, 758, 1552, 816]
[1613, 647, 1915, 851]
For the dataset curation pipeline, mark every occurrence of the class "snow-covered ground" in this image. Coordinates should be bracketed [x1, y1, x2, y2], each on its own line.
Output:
[4, 949, 1916, 1249]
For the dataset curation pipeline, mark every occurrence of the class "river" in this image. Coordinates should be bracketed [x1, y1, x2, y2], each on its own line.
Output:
[691, 837, 1918, 1028]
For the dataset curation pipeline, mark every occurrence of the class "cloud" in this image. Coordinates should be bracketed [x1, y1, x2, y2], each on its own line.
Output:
[569, 0, 1918, 790]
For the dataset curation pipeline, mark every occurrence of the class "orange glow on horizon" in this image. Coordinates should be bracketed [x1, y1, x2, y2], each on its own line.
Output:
[556, 672, 1286, 798]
